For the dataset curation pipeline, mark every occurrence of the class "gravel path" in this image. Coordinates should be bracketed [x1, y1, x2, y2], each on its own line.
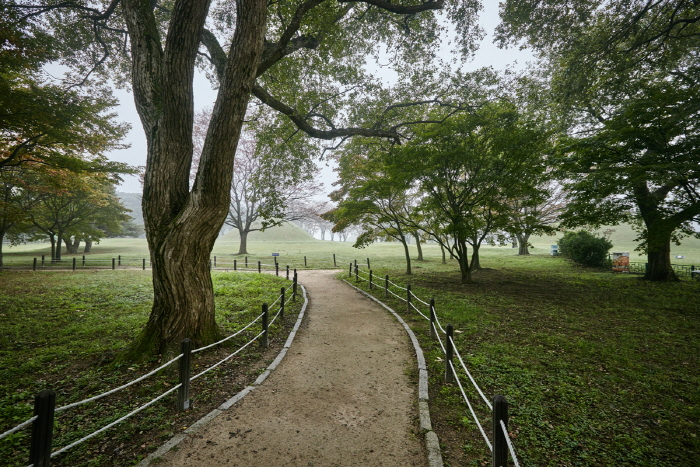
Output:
[151, 269, 428, 466]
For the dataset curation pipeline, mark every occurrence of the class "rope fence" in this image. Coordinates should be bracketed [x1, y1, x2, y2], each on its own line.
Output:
[3, 253, 344, 272]
[1, 272, 302, 467]
[345, 261, 520, 467]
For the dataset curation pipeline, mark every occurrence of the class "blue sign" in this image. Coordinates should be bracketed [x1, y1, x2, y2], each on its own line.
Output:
[272, 253, 280, 256]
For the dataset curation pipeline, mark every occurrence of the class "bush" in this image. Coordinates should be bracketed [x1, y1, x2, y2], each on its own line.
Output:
[558, 230, 613, 268]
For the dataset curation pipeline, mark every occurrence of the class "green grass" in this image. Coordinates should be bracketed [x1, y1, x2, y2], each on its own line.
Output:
[346, 253, 700, 466]
[0, 270, 300, 466]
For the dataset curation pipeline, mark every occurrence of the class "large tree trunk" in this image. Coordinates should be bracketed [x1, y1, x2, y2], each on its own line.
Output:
[516, 233, 531, 255]
[0, 231, 4, 268]
[644, 225, 678, 281]
[123, 0, 268, 357]
[48, 233, 56, 262]
[238, 228, 250, 255]
[413, 232, 424, 261]
[455, 239, 471, 284]
[84, 240, 93, 253]
[469, 244, 481, 271]
[440, 243, 446, 264]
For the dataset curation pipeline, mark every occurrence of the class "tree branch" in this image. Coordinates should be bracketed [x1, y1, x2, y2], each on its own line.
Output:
[337, 0, 443, 15]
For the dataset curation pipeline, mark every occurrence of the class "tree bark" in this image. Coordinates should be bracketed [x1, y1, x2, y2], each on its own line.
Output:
[238, 228, 250, 255]
[84, 240, 92, 253]
[400, 236, 412, 275]
[413, 232, 424, 261]
[455, 239, 471, 284]
[644, 224, 679, 281]
[440, 243, 446, 264]
[516, 233, 531, 255]
[123, 0, 268, 357]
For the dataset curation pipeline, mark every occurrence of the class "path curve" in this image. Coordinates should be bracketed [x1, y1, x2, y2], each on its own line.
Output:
[147, 270, 429, 466]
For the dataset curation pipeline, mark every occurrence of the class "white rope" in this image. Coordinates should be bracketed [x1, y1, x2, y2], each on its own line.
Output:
[450, 361, 492, 451]
[0, 416, 38, 441]
[500, 419, 521, 467]
[433, 313, 446, 334]
[269, 294, 282, 308]
[450, 336, 492, 411]
[435, 325, 447, 354]
[190, 330, 265, 382]
[387, 288, 406, 302]
[409, 302, 429, 321]
[413, 295, 430, 307]
[387, 279, 407, 291]
[192, 312, 264, 354]
[55, 354, 182, 413]
[51, 384, 181, 458]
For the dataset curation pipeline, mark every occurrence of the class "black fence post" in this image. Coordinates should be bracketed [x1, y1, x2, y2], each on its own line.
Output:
[286, 265, 290, 280]
[293, 270, 298, 302]
[33, 258, 37, 271]
[41, 255, 45, 267]
[112, 258, 116, 270]
[178, 339, 192, 411]
[430, 298, 437, 340]
[333, 253, 336, 267]
[143, 258, 146, 270]
[258, 261, 261, 274]
[29, 389, 55, 467]
[385, 275, 389, 299]
[445, 324, 455, 383]
[280, 287, 286, 320]
[492, 395, 509, 467]
[214, 256, 217, 268]
[72, 257, 76, 271]
[369, 270, 373, 290]
[354, 263, 359, 282]
[304, 256, 307, 268]
[407, 283, 412, 313]
[692, 265, 696, 280]
[82, 255, 86, 267]
[118, 255, 121, 266]
[234, 259, 237, 271]
[349, 262, 352, 278]
[275, 262, 279, 276]
[367, 258, 370, 270]
[261, 303, 269, 348]
[245, 256, 248, 268]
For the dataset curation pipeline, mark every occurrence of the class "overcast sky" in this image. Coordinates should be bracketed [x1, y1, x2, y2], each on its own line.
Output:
[110, 2, 534, 194]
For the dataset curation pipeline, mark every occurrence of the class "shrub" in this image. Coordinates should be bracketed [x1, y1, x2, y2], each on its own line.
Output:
[558, 230, 613, 268]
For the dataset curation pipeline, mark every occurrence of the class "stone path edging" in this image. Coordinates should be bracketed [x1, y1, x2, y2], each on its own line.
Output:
[341, 279, 444, 467]
[135, 284, 310, 467]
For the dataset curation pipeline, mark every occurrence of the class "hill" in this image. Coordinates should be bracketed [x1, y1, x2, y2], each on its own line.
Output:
[220, 222, 318, 243]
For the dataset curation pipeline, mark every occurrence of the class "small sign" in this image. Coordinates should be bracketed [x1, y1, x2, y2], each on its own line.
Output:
[612, 252, 630, 273]
[272, 253, 280, 257]
[675, 255, 685, 259]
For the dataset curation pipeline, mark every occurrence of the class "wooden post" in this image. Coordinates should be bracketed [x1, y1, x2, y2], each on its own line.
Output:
[333, 253, 336, 267]
[143, 258, 146, 270]
[72, 257, 76, 271]
[275, 262, 279, 276]
[369, 270, 373, 290]
[349, 262, 352, 277]
[82, 255, 86, 267]
[261, 303, 269, 348]
[33, 258, 37, 271]
[213, 256, 217, 268]
[280, 287, 286, 320]
[234, 259, 237, 271]
[407, 283, 412, 313]
[41, 254, 45, 267]
[178, 339, 192, 411]
[112, 258, 115, 270]
[445, 324, 455, 383]
[304, 256, 307, 267]
[258, 261, 261, 274]
[430, 298, 437, 340]
[293, 271, 298, 302]
[492, 395, 509, 467]
[286, 265, 290, 280]
[118, 255, 121, 266]
[367, 258, 370, 269]
[29, 390, 55, 467]
[354, 263, 358, 282]
[385, 275, 389, 299]
[245, 256, 248, 268]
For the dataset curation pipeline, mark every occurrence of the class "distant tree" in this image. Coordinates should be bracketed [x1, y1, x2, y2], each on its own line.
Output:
[224, 137, 322, 255]
[506, 181, 565, 255]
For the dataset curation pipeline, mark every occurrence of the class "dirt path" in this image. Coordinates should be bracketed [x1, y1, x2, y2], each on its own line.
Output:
[150, 270, 428, 467]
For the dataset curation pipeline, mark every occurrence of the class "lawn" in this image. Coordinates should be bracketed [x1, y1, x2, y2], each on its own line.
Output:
[1, 230, 699, 466]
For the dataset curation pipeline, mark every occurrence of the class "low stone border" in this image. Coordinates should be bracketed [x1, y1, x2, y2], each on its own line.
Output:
[342, 279, 444, 467]
[135, 284, 310, 467]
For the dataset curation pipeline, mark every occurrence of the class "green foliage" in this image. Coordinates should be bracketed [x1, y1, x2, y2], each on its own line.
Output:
[558, 230, 613, 268]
